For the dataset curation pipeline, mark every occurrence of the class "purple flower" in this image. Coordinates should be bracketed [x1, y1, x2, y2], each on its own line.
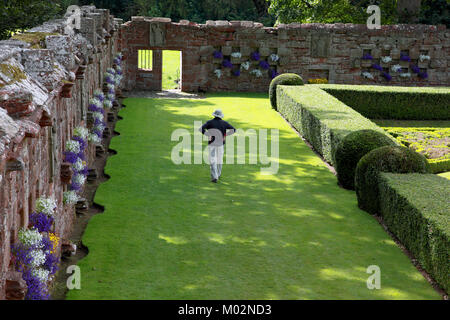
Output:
[106, 76, 115, 85]
[11, 243, 33, 271]
[418, 72, 428, 79]
[72, 136, 87, 153]
[213, 51, 223, 59]
[411, 65, 420, 74]
[259, 61, 270, 70]
[44, 252, 59, 275]
[222, 59, 233, 68]
[400, 54, 411, 62]
[251, 52, 260, 61]
[232, 69, 241, 76]
[362, 53, 373, 60]
[29, 212, 54, 233]
[94, 129, 103, 138]
[372, 64, 383, 71]
[64, 151, 79, 164]
[113, 58, 121, 65]
[94, 93, 105, 103]
[270, 69, 279, 79]
[22, 270, 49, 300]
[382, 72, 392, 81]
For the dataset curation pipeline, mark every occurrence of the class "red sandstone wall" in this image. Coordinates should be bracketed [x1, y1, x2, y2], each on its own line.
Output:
[0, 6, 124, 300]
[120, 17, 449, 92]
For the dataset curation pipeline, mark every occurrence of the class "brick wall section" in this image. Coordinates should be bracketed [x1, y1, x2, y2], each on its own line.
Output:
[0, 6, 124, 299]
[120, 18, 449, 92]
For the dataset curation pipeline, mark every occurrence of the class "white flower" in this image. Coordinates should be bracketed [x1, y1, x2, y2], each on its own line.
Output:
[66, 139, 81, 154]
[73, 127, 88, 140]
[93, 112, 104, 121]
[103, 100, 113, 109]
[250, 69, 263, 77]
[28, 249, 46, 268]
[381, 56, 392, 63]
[269, 54, 279, 62]
[391, 64, 402, 73]
[214, 69, 222, 79]
[18, 228, 43, 248]
[240, 61, 250, 70]
[419, 54, 430, 62]
[88, 133, 102, 144]
[31, 268, 50, 283]
[73, 174, 86, 187]
[362, 71, 374, 79]
[94, 89, 103, 97]
[89, 98, 101, 107]
[106, 67, 116, 75]
[36, 197, 57, 216]
[107, 83, 115, 91]
[63, 191, 79, 205]
[400, 72, 411, 78]
[107, 94, 115, 101]
[72, 158, 85, 172]
[231, 52, 242, 58]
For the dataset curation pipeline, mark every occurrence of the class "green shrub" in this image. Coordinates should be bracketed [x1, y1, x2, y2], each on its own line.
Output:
[276, 85, 396, 165]
[355, 146, 431, 215]
[334, 130, 397, 190]
[378, 173, 450, 293]
[429, 158, 450, 174]
[318, 84, 450, 120]
[269, 73, 303, 110]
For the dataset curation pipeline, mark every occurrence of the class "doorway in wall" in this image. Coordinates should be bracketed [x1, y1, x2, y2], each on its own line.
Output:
[162, 50, 182, 90]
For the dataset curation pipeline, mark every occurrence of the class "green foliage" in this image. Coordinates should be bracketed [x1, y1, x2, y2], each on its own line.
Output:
[334, 130, 397, 190]
[0, 0, 64, 40]
[269, 73, 303, 110]
[429, 158, 450, 174]
[419, 0, 450, 27]
[319, 84, 450, 120]
[378, 172, 450, 293]
[269, 0, 397, 24]
[276, 85, 392, 165]
[355, 146, 431, 215]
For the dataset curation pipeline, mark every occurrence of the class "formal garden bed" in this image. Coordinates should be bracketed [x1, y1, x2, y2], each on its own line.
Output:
[274, 79, 449, 295]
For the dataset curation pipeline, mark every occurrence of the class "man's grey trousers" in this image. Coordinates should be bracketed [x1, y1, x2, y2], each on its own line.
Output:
[209, 145, 224, 180]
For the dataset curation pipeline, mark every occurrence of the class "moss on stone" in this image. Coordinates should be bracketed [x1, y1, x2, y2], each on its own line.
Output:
[0, 63, 27, 88]
[11, 32, 59, 49]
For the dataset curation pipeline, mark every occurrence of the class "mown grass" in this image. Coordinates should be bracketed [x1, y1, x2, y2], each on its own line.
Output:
[138, 50, 181, 90]
[66, 93, 440, 300]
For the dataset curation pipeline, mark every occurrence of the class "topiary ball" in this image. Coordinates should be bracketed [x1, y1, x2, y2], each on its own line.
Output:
[355, 146, 430, 215]
[269, 73, 304, 110]
[334, 130, 397, 190]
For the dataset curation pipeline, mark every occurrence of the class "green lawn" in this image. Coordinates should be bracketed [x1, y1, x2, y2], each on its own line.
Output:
[67, 93, 440, 300]
[162, 50, 181, 90]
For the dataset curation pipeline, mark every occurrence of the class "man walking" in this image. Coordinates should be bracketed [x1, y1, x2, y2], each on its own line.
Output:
[200, 110, 236, 183]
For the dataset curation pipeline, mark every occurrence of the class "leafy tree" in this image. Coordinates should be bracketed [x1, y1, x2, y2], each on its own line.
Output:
[268, 0, 397, 24]
[419, 0, 450, 27]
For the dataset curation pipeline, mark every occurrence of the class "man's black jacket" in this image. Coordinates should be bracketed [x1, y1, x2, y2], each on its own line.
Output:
[200, 117, 236, 145]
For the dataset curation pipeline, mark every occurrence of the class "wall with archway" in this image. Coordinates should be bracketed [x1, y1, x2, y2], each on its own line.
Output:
[119, 17, 449, 93]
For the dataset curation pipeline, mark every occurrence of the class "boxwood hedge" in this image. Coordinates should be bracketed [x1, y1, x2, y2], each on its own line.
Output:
[355, 146, 431, 215]
[276, 85, 397, 165]
[334, 130, 397, 190]
[378, 173, 450, 293]
[318, 85, 450, 120]
[269, 73, 304, 110]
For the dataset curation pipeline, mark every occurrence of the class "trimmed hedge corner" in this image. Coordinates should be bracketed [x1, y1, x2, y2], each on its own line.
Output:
[276, 85, 397, 165]
[378, 173, 450, 293]
[317, 84, 450, 120]
[269, 73, 304, 110]
[355, 146, 431, 215]
[335, 130, 397, 190]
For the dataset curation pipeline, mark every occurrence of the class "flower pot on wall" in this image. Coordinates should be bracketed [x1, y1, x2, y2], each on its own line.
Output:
[61, 82, 75, 98]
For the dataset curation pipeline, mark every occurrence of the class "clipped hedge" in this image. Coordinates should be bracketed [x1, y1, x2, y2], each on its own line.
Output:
[378, 173, 450, 293]
[276, 85, 397, 165]
[318, 84, 450, 120]
[269, 73, 304, 110]
[429, 158, 450, 174]
[334, 130, 397, 190]
[355, 146, 431, 215]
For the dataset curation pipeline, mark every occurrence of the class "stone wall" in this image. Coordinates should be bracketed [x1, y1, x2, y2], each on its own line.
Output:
[121, 17, 449, 92]
[0, 6, 124, 299]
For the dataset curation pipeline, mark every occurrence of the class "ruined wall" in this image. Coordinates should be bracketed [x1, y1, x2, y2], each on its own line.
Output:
[121, 18, 449, 92]
[0, 6, 124, 299]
